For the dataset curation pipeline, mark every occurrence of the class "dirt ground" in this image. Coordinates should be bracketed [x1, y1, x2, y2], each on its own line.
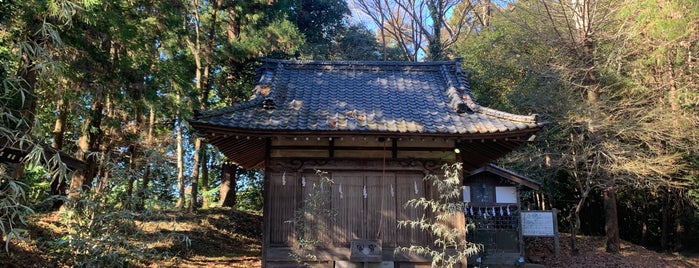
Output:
[525, 234, 699, 268]
[3, 208, 698, 267]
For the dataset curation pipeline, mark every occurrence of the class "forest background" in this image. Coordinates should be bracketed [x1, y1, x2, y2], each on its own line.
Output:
[1, 0, 698, 266]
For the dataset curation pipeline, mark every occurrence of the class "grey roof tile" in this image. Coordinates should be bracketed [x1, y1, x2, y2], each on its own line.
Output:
[192, 59, 543, 136]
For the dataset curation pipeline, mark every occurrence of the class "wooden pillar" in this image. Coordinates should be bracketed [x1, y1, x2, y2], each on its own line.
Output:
[262, 138, 272, 268]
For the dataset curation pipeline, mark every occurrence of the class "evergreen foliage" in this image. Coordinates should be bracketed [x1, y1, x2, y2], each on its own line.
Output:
[1, 0, 698, 261]
[0, 168, 33, 252]
[235, 169, 264, 212]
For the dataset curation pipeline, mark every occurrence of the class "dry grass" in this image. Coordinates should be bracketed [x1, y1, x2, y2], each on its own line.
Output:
[5, 209, 699, 268]
[146, 208, 263, 267]
[1, 207, 262, 268]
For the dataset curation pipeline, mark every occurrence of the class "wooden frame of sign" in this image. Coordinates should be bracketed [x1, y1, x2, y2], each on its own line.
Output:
[521, 209, 560, 257]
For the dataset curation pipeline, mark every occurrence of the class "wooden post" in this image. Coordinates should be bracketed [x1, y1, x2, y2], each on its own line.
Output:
[553, 208, 560, 258]
[521, 210, 560, 259]
[262, 138, 272, 268]
[518, 187, 524, 258]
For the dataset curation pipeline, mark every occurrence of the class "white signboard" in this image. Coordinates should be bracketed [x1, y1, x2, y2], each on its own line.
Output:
[521, 211, 556, 237]
[462, 186, 471, 203]
[495, 186, 517, 203]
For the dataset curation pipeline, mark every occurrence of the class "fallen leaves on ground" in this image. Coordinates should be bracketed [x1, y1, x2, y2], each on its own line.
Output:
[525, 233, 698, 268]
[5, 208, 699, 267]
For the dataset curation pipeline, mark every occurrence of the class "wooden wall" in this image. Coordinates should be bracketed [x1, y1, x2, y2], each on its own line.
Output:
[264, 158, 446, 265]
[263, 136, 465, 266]
[266, 169, 431, 248]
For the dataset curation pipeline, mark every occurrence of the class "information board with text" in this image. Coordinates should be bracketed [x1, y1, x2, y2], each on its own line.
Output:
[521, 211, 556, 237]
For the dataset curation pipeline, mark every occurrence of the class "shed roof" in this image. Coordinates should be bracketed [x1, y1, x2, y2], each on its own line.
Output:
[1, 136, 86, 172]
[468, 164, 541, 190]
[190, 59, 545, 168]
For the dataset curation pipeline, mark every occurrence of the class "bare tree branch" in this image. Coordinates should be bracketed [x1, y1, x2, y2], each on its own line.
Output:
[352, 0, 480, 61]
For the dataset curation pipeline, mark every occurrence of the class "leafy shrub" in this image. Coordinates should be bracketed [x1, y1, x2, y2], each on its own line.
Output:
[0, 165, 33, 252]
[52, 192, 190, 267]
[287, 170, 335, 266]
[396, 163, 480, 268]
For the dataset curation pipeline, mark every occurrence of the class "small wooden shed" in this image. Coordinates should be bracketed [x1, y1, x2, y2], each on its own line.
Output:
[463, 164, 541, 263]
[189, 59, 544, 267]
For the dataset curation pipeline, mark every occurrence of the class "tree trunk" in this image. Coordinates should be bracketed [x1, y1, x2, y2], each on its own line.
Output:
[175, 115, 186, 210]
[135, 107, 156, 211]
[185, 0, 210, 212]
[220, 162, 237, 207]
[481, 0, 491, 28]
[50, 97, 68, 209]
[570, 210, 579, 256]
[51, 98, 67, 150]
[570, 187, 588, 255]
[135, 165, 151, 211]
[94, 148, 110, 195]
[603, 188, 620, 253]
[675, 217, 684, 252]
[68, 86, 104, 203]
[661, 190, 669, 250]
[427, 0, 444, 61]
[188, 138, 202, 212]
[201, 147, 209, 208]
[576, 0, 622, 251]
[641, 194, 648, 246]
[124, 145, 137, 209]
[147, 106, 155, 144]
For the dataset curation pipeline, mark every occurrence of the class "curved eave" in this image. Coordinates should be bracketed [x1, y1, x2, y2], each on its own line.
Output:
[192, 122, 543, 170]
[189, 121, 544, 139]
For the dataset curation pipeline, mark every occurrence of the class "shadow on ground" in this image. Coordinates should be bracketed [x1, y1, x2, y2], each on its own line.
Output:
[1, 207, 263, 268]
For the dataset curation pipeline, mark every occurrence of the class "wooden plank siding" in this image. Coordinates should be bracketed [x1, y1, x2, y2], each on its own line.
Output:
[268, 171, 296, 246]
[365, 172, 397, 248]
[264, 155, 460, 266]
[395, 172, 430, 247]
[266, 167, 437, 260]
[332, 172, 365, 246]
[301, 172, 334, 247]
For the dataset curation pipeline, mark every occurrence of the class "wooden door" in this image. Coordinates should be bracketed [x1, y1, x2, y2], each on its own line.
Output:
[331, 171, 429, 248]
[267, 170, 431, 249]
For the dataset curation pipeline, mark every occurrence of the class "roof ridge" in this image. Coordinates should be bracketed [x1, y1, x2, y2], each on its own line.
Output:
[447, 62, 539, 124]
[440, 64, 470, 114]
[195, 61, 284, 119]
[261, 58, 460, 66]
[459, 90, 538, 123]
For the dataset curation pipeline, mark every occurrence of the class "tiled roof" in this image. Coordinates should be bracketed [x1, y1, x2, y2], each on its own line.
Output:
[191, 59, 543, 136]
